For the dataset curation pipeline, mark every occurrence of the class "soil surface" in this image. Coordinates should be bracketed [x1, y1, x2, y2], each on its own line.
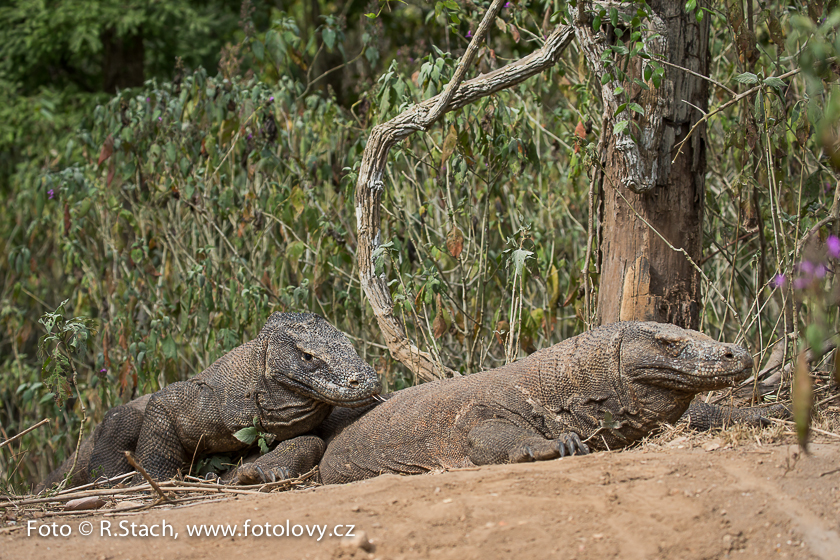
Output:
[3, 434, 840, 560]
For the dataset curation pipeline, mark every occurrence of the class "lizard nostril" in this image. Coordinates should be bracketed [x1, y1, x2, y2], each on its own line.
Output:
[724, 352, 734, 360]
[349, 379, 359, 388]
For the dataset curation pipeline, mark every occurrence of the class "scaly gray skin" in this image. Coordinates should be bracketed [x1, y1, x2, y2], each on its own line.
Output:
[317, 322, 756, 484]
[36, 395, 151, 493]
[36, 312, 379, 492]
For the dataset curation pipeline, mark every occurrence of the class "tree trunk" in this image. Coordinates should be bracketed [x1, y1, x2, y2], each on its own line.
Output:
[102, 28, 145, 93]
[577, 1, 709, 329]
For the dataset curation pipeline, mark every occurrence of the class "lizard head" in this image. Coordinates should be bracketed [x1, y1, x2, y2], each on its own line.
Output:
[617, 322, 752, 394]
[259, 312, 380, 407]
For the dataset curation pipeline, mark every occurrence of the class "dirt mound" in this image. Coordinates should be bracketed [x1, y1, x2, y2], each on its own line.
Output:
[3, 435, 839, 560]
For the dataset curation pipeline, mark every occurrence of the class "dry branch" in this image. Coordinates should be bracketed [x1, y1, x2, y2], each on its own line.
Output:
[125, 451, 168, 502]
[354, 23, 576, 381]
[0, 419, 49, 450]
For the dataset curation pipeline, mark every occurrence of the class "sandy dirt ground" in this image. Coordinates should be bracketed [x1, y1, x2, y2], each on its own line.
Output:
[3, 433, 840, 560]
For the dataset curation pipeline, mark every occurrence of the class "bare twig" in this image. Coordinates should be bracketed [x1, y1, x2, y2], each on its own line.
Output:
[0, 419, 49, 450]
[124, 451, 168, 502]
[672, 68, 801, 164]
[766, 418, 840, 440]
[55, 471, 137, 495]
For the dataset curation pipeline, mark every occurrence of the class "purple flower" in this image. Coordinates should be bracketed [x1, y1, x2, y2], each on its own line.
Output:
[146, 97, 150, 102]
[504, 1, 511, 7]
[827, 234, 840, 259]
[799, 260, 815, 275]
[47, 189, 54, 199]
[99, 368, 107, 373]
[269, 96, 274, 102]
[466, 30, 472, 38]
[815, 263, 828, 278]
[771, 273, 786, 288]
[158, 116, 162, 121]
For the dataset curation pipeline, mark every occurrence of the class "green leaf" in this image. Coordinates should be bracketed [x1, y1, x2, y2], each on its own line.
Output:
[509, 249, 534, 275]
[162, 335, 177, 360]
[286, 240, 306, 262]
[600, 410, 621, 430]
[233, 426, 258, 445]
[258, 438, 270, 454]
[764, 77, 786, 96]
[685, 0, 697, 11]
[613, 120, 630, 135]
[734, 72, 758, 85]
[628, 103, 644, 115]
[792, 355, 812, 452]
[754, 91, 765, 123]
[322, 28, 336, 51]
[251, 40, 265, 61]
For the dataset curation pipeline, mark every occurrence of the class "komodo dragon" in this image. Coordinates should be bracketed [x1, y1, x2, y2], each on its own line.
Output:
[308, 321, 765, 483]
[36, 312, 379, 492]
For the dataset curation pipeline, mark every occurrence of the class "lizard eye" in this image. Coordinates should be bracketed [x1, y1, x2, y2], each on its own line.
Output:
[302, 352, 313, 362]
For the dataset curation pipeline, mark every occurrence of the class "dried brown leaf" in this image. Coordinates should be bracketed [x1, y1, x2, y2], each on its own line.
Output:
[446, 226, 464, 258]
[495, 320, 509, 346]
[432, 294, 449, 339]
[440, 125, 458, 171]
[98, 135, 114, 166]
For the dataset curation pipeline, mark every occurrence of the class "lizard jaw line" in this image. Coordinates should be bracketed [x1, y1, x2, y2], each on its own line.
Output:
[278, 376, 380, 407]
[634, 368, 751, 391]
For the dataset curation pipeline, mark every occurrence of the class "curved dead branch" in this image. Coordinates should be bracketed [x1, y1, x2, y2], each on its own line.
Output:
[354, 21, 576, 381]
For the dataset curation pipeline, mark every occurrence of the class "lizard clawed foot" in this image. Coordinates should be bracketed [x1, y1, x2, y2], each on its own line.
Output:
[236, 463, 292, 485]
[511, 432, 589, 462]
[553, 432, 589, 458]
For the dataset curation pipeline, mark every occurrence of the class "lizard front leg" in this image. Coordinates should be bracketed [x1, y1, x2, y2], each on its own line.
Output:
[135, 383, 208, 480]
[233, 435, 326, 484]
[467, 419, 589, 465]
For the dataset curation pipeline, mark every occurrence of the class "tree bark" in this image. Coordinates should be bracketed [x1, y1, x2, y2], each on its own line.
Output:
[354, 21, 575, 381]
[577, 1, 709, 329]
[102, 28, 145, 93]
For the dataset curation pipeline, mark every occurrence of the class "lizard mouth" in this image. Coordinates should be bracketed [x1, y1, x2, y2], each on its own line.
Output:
[279, 376, 380, 407]
[636, 367, 751, 392]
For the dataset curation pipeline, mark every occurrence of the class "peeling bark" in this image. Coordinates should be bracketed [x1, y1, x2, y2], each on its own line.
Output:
[577, 1, 709, 329]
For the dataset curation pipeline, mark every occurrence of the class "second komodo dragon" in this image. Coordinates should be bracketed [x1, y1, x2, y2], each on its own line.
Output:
[37, 312, 379, 492]
[313, 321, 762, 483]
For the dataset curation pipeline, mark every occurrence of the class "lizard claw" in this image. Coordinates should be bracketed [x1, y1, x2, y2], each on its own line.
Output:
[257, 465, 291, 483]
[555, 432, 589, 458]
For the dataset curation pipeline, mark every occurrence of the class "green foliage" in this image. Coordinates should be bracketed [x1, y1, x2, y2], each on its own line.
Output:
[233, 416, 276, 455]
[37, 299, 98, 406]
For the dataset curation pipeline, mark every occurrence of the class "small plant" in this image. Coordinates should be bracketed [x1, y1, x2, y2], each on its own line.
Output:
[233, 416, 277, 454]
[37, 300, 98, 407]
